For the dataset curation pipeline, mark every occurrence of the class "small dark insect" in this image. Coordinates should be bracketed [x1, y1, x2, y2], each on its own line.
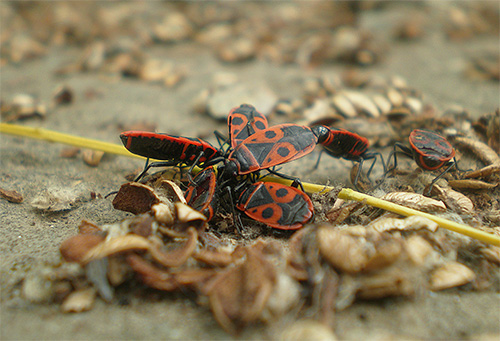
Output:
[314, 126, 385, 191]
[386, 129, 460, 194]
[120, 131, 221, 181]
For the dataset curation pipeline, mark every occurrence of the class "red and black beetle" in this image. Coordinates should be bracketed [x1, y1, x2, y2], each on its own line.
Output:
[314, 126, 385, 190]
[120, 131, 221, 181]
[386, 129, 459, 193]
[236, 180, 314, 230]
[227, 104, 269, 149]
[184, 166, 219, 221]
[221, 123, 328, 176]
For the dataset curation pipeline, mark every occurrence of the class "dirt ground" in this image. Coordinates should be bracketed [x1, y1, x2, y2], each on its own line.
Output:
[1, 2, 499, 340]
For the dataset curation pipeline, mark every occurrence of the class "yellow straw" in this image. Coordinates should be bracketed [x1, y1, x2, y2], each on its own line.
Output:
[1, 123, 143, 159]
[338, 188, 500, 246]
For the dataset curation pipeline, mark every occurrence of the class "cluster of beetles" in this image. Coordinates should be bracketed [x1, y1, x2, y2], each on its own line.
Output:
[120, 104, 459, 231]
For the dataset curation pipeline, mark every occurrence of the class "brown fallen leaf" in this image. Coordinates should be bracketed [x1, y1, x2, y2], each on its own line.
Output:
[202, 246, 277, 335]
[81, 235, 151, 264]
[82, 150, 104, 167]
[127, 254, 216, 291]
[380, 192, 447, 213]
[60, 234, 106, 263]
[149, 227, 198, 268]
[429, 261, 476, 291]
[112, 182, 161, 215]
[448, 179, 498, 190]
[61, 287, 96, 313]
[464, 163, 500, 179]
[0, 187, 23, 203]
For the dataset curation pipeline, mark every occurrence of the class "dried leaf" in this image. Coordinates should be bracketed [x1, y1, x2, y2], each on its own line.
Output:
[31, 185, 90, 211]
[81, 235, 151, 264]
[480, 246, 500, 264]
[151, 203, 175, 226]
[279, 319, 337, 341]
[356, 267, 415, 299]
[0, 187, 23, 203]
[127, 254, 216, 291]
[451, 136, 500, 165]
[429, 261, 476, 291]
[405, 235, 437, 267]
[82, 150, 104, 167]
[464, 163, 500, 179]
[367, 215, 438, 233]
[318, 226, 403, 273]
[60, 147, 80, 158]
[112, 182, 160, 214]
[60, 234, 105, 263]
[149, 227, 198, 268]
[193, 249, 234, 267]
[380, 192, 447, 213]
[448, 179, 498, 190]
[430, 185, 474, 214]
[61, 288, 96, 313]
[203, 247, 276, 334]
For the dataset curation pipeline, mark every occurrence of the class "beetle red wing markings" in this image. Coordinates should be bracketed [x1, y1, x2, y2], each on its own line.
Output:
[228, 104, 269, 148]
[409, 130, 455, 164]
[238, 182, 313, 230]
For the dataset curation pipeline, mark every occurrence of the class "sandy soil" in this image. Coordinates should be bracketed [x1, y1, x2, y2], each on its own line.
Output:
[1, 2, 499, 340]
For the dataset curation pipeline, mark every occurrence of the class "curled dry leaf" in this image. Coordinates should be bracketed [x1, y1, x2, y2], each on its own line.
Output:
[450, 136, 500, 166]
[61, 288, 96, 313]
[367, 215, 438, 233]
[149, 227, 198, 268]
[82, 150, 104, 167]
[326, 200, 363, 225]
[155, 180, 187, 204]
[127, 254, 216, 291]
[356, 266, 416, 299]
[78, 219, 102, 234]
[479, 246, 500, 264]
[60, 234, 106, 263]
[279, 319, 337, 341]
[81, 234, 151, 265]
[430, 185, 474, 215]
[31, 185, 91, 211]
[404, 235, 439, 267]
[448, 179, 498, 191]
[464, 163, 500, 179]
[193, 248, 234, 267]
[174, 202, 207, 233]
[112, 182, 160, 215]
[151, 203, 175, 226]
[286, 227, 311, 281]
[202, 246, 277, 335]
[261, 272, 301, 323]
[0, 187, 23, 203]
[380, 192, 447, 213]
[317, 225, 403, 273]
[429, 261, 476, 291]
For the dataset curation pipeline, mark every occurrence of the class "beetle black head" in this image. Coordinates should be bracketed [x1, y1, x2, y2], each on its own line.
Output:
[311, 125, 330, 144]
